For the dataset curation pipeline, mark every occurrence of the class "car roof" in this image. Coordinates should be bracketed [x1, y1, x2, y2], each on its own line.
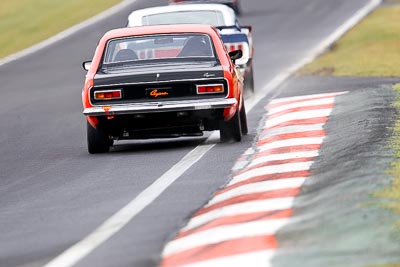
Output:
[101, 24, 220, 41]
[127, 4, 236, 27]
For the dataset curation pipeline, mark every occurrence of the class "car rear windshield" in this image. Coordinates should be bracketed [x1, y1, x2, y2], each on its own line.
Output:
[103, 33, 217, 66]
[141, 11, 225, 26]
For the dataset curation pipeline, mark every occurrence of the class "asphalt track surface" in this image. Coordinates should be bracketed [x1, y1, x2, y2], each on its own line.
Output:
[0, 0, 381, 266]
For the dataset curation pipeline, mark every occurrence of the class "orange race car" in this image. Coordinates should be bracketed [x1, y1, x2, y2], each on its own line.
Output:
[82, 25, 247, 153]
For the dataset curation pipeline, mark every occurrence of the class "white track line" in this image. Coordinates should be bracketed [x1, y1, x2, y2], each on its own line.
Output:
[164, 219, 289, 256]
[244, 148, 256, 155]
[206, 178, 306, 207]
[43, 143, 215, 267]
[182, 197, 295, 232]
[181, 250, 276, 267]
[232, 160, 249, 171]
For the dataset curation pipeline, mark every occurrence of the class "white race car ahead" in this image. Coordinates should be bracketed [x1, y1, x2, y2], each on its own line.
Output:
[127, 4, 255, 92]
[169, 0, 241, 15]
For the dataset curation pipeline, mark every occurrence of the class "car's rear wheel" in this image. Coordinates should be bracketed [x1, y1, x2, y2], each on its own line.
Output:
[87, 122, 111, 154]
[240, 101, 248, 135]
[220, 109, 242, 142]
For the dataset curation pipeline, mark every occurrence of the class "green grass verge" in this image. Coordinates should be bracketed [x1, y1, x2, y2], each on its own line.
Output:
[0, 0, 122, 59]
[300, 5, 400, 77]
[370, 85, 400, 267]
[374, 84, 400, 216]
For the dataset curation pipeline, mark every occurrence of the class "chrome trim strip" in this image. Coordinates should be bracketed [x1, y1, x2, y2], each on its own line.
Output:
[83, 98, 236, 116]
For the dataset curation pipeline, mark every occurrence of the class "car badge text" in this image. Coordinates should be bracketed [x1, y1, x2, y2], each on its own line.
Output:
[203, 73, 215, 78]
[150, 89, 169, 98]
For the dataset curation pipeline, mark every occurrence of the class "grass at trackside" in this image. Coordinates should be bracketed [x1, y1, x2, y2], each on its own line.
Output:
[374, 84, 400, 217]
[370, 85, 400, 267]
[300, 4, 400, 77]
[0, 0, 122, 59]
[370, 84, 400, 267]
[370, 265, 400, 267]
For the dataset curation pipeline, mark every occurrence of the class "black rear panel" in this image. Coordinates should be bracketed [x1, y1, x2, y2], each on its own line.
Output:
[91, 62, 228, 105]
[94, 62, 224, 85]
[90, 79, 228, 105]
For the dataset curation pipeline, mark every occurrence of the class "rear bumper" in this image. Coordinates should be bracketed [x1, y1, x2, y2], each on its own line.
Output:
[83, 98, 237, 116]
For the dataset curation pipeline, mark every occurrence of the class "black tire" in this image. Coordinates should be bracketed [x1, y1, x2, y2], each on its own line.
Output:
[220, 109, 242, 142]
[244, 66, 255, 93]
[87, 122, 111, 154]
[240, 101, 248, 135]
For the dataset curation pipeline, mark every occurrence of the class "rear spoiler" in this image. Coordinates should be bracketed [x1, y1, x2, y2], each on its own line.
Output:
[216, 25, 253, 33]
[216, 25, 241, 31]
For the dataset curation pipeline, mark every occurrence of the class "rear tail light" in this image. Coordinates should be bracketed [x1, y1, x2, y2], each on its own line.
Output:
[94, 89, 122, 100]
[225, 43, 247, 54]
[196, 84, 224, 94]
[227, 44, 236, 52]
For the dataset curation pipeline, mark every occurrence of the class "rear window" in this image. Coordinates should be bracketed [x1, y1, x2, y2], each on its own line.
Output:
[142, 11, 225, 26]
[103, 33, 216, 65]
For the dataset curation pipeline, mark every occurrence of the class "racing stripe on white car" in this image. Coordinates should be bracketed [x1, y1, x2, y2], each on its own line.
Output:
[160, 92, 346, 267]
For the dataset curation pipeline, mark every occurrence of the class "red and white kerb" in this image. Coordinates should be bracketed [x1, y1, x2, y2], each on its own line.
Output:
[160, 92, 347, 267]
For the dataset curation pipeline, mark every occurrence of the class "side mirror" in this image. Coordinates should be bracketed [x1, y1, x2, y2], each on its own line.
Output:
[228, 50, 243, 63]
[82, 61, 92, 71]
